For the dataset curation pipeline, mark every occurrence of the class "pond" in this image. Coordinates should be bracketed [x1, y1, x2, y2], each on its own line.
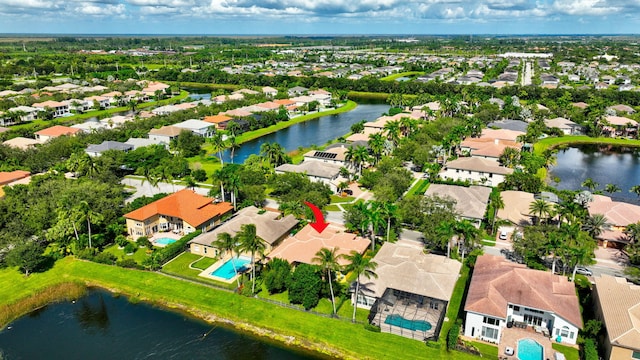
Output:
[548, 144, 640, 203]
[0, 290, 326, 360]
[222, 103, 390, 164]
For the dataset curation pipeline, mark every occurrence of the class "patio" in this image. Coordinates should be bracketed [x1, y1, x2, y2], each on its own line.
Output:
[498, 326, 555, 360]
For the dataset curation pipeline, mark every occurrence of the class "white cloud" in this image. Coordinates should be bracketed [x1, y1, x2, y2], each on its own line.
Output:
[74, 2, 125, 15]
[550, 0, 621, 15]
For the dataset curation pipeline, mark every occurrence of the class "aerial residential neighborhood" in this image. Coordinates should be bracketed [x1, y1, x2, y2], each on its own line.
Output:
[2, 34, 640, 360]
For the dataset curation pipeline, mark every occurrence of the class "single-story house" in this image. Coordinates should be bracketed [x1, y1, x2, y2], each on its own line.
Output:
[486, 119, 529, 133]
[464, 254, 582, 345]
[497, 190, 536, 226]
[439, 157, 513, 187]
[2, 137, 40, 150]
[588, 195, 640, 248]
[593, 275, 640, 360]
[173, 119, 215, 137]
[262, 86, 278, 97]
[188, 206, 299, 257]
[268, 223, 370, 266]
[275, 161, 344, 192]
[85, 141, 133, 157]
[124, 189, 233, 240]
[34, 125, 81, 142]
[203, 114, 234, 130]
[124, 138, 168, 150]
[302, 145, 352, 169]
[460, 138, 522, 162]
[0, 106, 40, 125]
[148, 125, 183, 144]
[604, 116, 638, 137]
[545, 117, 585, 135]
[359, 241, 462, 341]
[425, 184, 491, 228]
[288, 86, 308, 97]
[480, 129, 525, 142]
[71, 120, 108, 133]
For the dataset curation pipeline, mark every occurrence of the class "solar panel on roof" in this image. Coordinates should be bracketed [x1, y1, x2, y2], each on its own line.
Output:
[313, 151, 337, 159]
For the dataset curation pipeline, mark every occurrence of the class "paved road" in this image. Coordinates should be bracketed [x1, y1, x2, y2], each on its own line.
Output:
[521, 61, 533, 86]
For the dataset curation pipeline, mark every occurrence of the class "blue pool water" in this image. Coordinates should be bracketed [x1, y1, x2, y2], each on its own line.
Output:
[518, 338, 543, 360]
[211, 256, 251, 280]
[155, 237, 177, 245]
[384, 314, 432, 332]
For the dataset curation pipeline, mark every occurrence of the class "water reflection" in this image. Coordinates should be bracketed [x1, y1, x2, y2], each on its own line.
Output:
[75, 295, 110, 333]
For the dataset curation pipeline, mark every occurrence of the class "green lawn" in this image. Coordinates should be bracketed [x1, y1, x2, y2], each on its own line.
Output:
[192, 257, 217, 270]
[0, 258, 480, 360]
[380, 71, 424, 81]
[330, 195, 355, 203]
[188, 155, 222, 175]
[161, 252, 237, 290]
[467, 340, 498, 358]
[103, 244, 151, 264]
[552, 343, 579, 360]
[534, 136, 640, 155]
[324, 205, 341, 211]
[406, 179, 430, 198]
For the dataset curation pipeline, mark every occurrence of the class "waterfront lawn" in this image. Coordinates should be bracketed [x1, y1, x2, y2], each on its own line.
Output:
[161, 252, 236, 290]
[103, 244, 150, 264]
[534, 136, 640, 155]
[188, 155, 222, 175]
[1, 259, 480, 360]
[552, 343, 579, 360]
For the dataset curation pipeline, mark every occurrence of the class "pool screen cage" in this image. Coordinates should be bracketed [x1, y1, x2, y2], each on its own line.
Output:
[369, 288, 446, 341]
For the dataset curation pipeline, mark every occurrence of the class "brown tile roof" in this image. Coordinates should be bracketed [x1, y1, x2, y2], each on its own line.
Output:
[465, 255, 582, 328]
[35, 125, 81, 138]
[588, 195, 640, 226]
[268, 224, 370, 266]
[0, 170, 30, 186]
[124, 189, 233, 228]
[480, 129, 525, 141]
[274, 99, 296, 106]
[594, 275, 640, 351]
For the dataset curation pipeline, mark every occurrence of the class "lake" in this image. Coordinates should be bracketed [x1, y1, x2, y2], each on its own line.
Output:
[549, 144, 640, 203]
[221, 103, 390, 164]
[0, 290, 325, 360]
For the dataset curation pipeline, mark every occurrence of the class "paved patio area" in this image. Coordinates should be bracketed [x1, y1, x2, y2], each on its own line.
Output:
[499, 326, 554, 360]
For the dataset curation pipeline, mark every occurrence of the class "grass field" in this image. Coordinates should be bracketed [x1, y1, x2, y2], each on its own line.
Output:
[103, 244, 151, 264]
[380, 71, 424, 81]
[0, 258, 480, 360]
[534, 136, 640, 155]
[552, 343, 579, 360]
[405, 179, 430, 197]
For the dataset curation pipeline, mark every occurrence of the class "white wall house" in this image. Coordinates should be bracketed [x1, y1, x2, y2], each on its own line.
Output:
[275, 162, 343, 192]
[439, 157, 513, 187]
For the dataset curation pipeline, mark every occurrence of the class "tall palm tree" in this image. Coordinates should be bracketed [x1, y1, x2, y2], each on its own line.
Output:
[491, 192, 505, 233]
[383, 120, 401, 146]
[546, 231, 563, 274]
[345, 251, 378, 322]
[454, 220, 479, 262]
[209, 132, 226, 165]
[237, 224, 266, 294]
[228, 135, 239, 164]
[367, 133, 386, 164]
[379, 201, 398, 243]
[624, 222, 640, 243]
[352, 201, 371, 237]
[581, 178, 599, 192]
[604, 183, 621, 194]
[260, 142, 287, 166]
[529, 199, 552, 225]
[351, 145, 371, 174]
[312, 247, 343, 315]
[583, 213, 611, 239]
[213, 232, 241, 287]
[76, 201, 103, 249]
[367, 201, 385, 252]
[435, 220, 456, 258]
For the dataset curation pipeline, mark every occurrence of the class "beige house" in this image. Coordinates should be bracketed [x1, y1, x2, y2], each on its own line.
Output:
[188, 206, 298, 257]
[124, 189, 233, 240]
[593, 275, 640, 360]
[425, 184, 491, 228]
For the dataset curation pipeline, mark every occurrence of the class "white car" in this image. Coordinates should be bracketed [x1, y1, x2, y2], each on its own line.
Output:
[499, 230, 508, 240]
[575, 267, 593, 276]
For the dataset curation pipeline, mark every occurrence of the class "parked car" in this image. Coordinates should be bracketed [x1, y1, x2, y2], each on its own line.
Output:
[499, 230, 508, 240]
[575, 267, 593, 276]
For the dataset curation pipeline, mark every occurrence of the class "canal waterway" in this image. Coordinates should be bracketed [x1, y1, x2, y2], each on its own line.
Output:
[221, 103, 390, 164]
[548, 144, 640, 203]
[0, 290, 324, 360]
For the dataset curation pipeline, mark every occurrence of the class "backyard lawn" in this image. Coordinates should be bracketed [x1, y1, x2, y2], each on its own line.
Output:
[552, 343, 580, 360]
[103, 244, 151, 264]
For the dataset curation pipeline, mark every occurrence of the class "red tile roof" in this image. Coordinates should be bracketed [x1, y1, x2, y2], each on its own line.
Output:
[0, 170, 30, 185]
[35, 125, 81, 138]
[203, 114, 233, 124]
[124, 189, 233, 228]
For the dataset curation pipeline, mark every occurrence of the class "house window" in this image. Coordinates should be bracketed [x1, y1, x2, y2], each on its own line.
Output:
[204, 247, 207, 254]
[524, 314, 543, 326]
[632, 351, 640, 359]
[430, 301, 439, 310]
[483, 317, 499, 326]
[193, 245, 200, 252]
[513, 305, 520, 312]
[560, 326, 570, 337]
[481, 326, 498, 340]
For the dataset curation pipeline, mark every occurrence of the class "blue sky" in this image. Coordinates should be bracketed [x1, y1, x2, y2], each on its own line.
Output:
[0, 0, 637, 34]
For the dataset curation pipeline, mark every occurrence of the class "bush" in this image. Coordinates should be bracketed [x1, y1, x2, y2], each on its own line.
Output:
[123, 242, 137, 255]
[582, 338, 598, 360]
[263, 258, 292, 294]
[136, 236, 152, 249]
[115, 235, 128, 248]
[447, 323, 460, 350]
[117, 258, 143, 269]
[155, 230, 202, 265]
[288, 263, 322, 310]
[364, 324, 381, 332]
[93, 252, 117, 265]
[76, 247, 98, 260]
[191, 169, 208, 182]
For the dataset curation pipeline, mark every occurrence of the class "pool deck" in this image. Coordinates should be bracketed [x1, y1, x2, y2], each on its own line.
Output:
[499, 327, 554, 360]
[150, 232, 182, 247]
[198, 256, 251, 283]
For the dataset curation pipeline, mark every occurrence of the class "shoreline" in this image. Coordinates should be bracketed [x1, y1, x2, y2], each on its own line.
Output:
[533, 135, 640, 155]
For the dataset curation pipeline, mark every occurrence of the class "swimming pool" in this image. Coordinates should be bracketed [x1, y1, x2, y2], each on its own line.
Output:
[155, 237, 177, 245]
[211, 256, 251, 280]
[384, 314, 432, 332]
[518, 338, 543, 360]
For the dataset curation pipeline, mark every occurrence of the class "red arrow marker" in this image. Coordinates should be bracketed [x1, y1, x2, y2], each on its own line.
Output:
[304, 201, 329, 233]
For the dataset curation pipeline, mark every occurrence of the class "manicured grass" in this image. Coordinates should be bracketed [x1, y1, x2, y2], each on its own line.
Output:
[192, 257, 217, 270]
[481, 239, 496, 246]
[467, 340, 498, 358]
[324, 205, 341, 211]
[534, 136, 640, 155]
[103, 244, 151, 264]
[234, 101, 357, 145]
[188, 155, 222, 175]
[380, 71, 424, 81]
[0, 258, 480, 359]
[552, 343, 579, 360]
[330, 194, 355, 203]
[161, 252, 236, 290]
[406, 179, 430, 197]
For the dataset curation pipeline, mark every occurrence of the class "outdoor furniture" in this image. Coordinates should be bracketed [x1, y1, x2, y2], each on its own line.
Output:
[505, 346, 514, 356]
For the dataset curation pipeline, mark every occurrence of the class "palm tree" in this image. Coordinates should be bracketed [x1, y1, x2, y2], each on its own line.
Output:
[351, 146, 371, 174]
[368, 133, 386, 164]
[630, 185, 640, 198]
[213, 232, 241, 288]
[583, 213, 611, 239]
[546, 231, 563, 275]
[237, 224, 266, 294]
[624, 222, 640, 243]
[581, 178, 599, 192]
[351, 201, 371, 237]
[76, 201, 103, 249]
[383, 120, 401, 146]
[345, 251, 378, 322]
[435, 220, 456, 258]
[228, 135, 240, 164]
[604, 183, 621, 194]
[529, 199, 552, 225]
[498, 147, 520, 168]
[312, 247, 343, 315]
[454, 220, 479, 262]
[367, 201, 385, 252]
[209, 132, 226, 165]
[260, 142, 287, 166]
[491, 192, 505, 233]
[379, 201, 398, 243]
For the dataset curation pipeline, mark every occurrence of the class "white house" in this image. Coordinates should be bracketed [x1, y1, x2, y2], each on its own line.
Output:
[172, 119, 215, 138]
[545, 117, 585, 135]
[275, 161, 343, 192]
[439, 157, 513, 187]
[32, 100, 70, 118]
[464, 255, 582, 345]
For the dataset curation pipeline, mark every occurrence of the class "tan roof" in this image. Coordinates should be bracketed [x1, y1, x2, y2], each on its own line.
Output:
[203, 114, 233, 124]
[188, 206, 298, 246]
[444, 157, 514, 175]
[606, 115, 638, 126]
[268, 224, 370, 266]
[465, 255, 582, 328]
[497, 190, 535, 225]
[588, 195, 640, 226]
[3, 137, 40, 150]
[35, 125, 81, 138]
[361, 241, 461, 300]
[480, 129, 525, 142]
[32, 100, 67, 108]
[275, 161, 342, 179]
[148, 125, 183, 137]
[594, 275, 640, 351]
[425, 184, 490, 220]
[572, 102, 589, 109]
[544, 117, 579, 129]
